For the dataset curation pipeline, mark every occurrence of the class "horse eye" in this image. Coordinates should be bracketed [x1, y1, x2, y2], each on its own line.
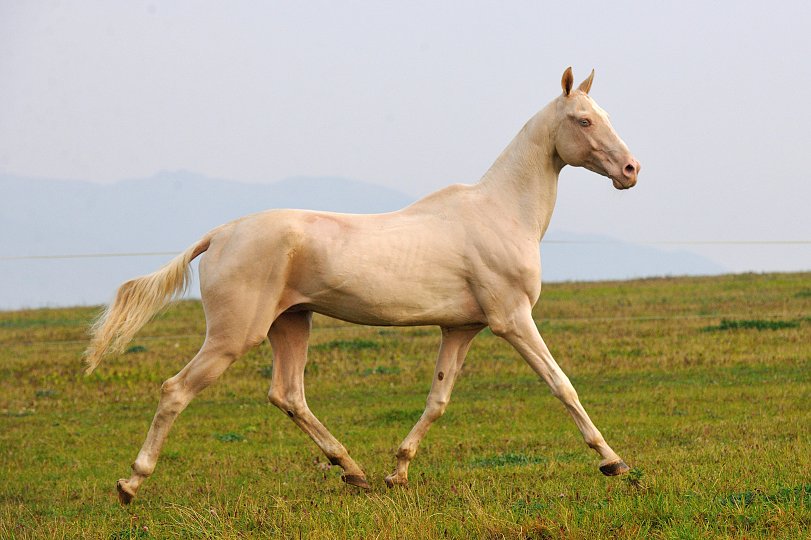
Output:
[579, 119, 591, 127]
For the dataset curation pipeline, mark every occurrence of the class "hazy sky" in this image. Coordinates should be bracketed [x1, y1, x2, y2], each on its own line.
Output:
[2, 1, 810, 272]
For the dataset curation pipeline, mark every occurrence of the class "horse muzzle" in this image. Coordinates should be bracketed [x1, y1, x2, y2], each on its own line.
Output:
[611, 158, 640, 189]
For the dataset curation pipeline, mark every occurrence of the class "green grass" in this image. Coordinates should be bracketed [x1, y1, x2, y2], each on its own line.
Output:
[312, 339, 381, 351]
[1, 272, 810, 538]
[702, 318, 801, 331]
[470, 452, 548, 468]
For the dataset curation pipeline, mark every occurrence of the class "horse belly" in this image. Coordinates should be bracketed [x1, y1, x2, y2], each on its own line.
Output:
[306, 278, 483, 327]
[296, 222, 484, 326]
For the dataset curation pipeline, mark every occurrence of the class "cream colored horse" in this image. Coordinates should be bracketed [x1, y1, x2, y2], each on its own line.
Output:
[86, 67, 640, 504]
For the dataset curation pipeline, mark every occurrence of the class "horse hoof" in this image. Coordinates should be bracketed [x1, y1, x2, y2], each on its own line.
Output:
[384, 474, 408, 488]
[116, 479, 135, 505]
[599, 460, 630, 476]
[341, 474, 371, 491]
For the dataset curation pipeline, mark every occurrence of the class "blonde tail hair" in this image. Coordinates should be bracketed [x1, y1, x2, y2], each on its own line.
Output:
[84, 236, 211, 374]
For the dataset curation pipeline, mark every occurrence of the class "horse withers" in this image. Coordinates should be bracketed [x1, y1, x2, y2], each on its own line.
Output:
[85, 67, 640, 503]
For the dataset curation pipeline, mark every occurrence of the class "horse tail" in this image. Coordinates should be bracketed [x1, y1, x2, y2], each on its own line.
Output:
[84, 234, 212, 374]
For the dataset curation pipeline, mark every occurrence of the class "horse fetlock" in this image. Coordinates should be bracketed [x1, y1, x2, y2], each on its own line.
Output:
[426, 397, 449, 416]
[395, 446, 416, 462]
[131, 459, 154, 478]
[326, 450, 365, 479]
[130, 452, 157, 474]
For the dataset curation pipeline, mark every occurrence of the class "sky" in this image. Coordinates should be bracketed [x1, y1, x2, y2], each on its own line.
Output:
[1, 1, 810, 273]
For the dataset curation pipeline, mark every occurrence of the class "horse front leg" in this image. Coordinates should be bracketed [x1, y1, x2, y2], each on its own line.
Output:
[494, 308, 630, 476]
[385, 326, 481, 487]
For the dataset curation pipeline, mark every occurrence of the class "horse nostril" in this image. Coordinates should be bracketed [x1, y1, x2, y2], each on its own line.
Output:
[624, 163, 636, 176]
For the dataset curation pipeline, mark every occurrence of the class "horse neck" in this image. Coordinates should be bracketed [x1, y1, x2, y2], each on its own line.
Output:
[477, 103, 561, 241]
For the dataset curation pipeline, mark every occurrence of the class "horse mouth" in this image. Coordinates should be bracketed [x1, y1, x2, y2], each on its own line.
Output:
[611, 177, 636, 190]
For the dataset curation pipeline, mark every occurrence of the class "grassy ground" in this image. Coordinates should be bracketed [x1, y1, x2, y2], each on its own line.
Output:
[1, 272, 809, 539]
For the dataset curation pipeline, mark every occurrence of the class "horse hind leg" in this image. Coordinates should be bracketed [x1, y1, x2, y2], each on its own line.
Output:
[267, 310, 370, 490]
[115, 282, 278, 504]
[116, 338, 247, 503]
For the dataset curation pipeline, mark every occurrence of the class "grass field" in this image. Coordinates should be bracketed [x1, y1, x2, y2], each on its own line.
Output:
[1, 272, 810, 539]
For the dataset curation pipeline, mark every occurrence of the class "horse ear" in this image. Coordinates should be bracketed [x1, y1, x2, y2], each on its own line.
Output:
[578, 69, 595, 94]
[561, 67, 574, 96]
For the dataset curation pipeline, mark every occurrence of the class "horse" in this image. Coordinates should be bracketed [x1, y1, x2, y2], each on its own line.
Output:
[85, 67, 641, 504]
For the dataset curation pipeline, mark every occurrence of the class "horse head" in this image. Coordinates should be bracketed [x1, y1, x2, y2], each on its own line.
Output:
[553, 67, 640, 189]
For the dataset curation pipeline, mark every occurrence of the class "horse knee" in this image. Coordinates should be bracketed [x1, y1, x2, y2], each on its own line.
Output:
[488, 318, 527, 341]
[487, 320, 512, 338]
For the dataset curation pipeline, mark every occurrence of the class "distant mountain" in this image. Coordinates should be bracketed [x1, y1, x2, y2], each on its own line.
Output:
[540, 231, 726, 282]
[0, 171, 725, 310]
